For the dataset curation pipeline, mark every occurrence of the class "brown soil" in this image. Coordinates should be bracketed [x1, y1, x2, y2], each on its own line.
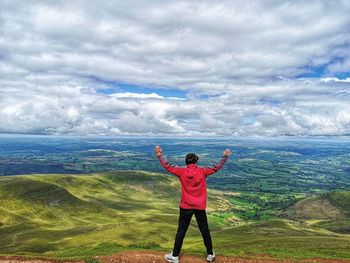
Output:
[97, 251, 350, 263]
[1, 252, 350, 263]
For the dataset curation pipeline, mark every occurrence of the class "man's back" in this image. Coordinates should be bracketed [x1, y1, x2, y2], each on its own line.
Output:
[157, 153, 228, 210]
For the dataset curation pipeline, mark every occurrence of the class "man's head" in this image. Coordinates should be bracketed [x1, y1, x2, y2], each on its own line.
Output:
[186, 153, 198, 165]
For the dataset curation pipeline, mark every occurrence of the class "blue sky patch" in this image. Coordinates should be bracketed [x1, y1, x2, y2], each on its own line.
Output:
[243, 116, 256, 125]
[296, 64, 328, 78]
[94, 79, 187, 98]
[257, 98, 282, 105]
[296, 57, 349, 79]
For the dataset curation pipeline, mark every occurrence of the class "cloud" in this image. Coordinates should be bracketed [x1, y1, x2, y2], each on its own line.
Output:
[0, 0, 350, 136]
[200, 113, 221, 130]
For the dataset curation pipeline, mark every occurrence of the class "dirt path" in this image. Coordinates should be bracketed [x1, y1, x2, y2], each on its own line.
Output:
[97, 251, 350, 263]
[1, 252, 350, 263]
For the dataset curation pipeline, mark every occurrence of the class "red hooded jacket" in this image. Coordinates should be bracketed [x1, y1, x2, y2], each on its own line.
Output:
[158, 154, 229, 210]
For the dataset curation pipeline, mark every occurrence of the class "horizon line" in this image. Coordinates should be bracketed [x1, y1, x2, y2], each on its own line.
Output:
[0, 132, 349, 141]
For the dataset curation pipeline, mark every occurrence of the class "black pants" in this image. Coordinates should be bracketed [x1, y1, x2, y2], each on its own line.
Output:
[172, 208, 213, 257]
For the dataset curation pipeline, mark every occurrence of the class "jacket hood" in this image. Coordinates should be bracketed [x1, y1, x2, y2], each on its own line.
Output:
[185, 163, 198, 178]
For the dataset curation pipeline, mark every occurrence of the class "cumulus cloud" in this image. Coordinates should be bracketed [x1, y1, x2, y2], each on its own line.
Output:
[0, 0, 349, 136]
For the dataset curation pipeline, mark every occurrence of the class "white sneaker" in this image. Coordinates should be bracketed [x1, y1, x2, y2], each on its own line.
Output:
[207, 251, 216, 262]
[164, 251, 179, 263]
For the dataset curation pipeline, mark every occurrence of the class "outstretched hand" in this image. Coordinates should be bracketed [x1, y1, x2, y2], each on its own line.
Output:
[154, 145, 162, 157]
[223, 149, 231, 157]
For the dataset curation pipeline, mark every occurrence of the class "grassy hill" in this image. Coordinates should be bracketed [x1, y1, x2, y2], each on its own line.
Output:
[1, 172, 350, 260]
[0, 171, 230, 257]
[284, 191, 350, 234]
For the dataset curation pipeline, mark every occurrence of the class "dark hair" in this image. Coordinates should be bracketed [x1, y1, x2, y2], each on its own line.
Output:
[186, 153, 198, 165]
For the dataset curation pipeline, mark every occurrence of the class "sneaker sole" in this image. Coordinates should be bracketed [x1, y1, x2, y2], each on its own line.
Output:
[164, 258, 179, 263]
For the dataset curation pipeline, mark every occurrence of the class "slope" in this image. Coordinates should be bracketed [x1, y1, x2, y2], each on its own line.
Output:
[0, 172, 350, 260]
[284, 191, 350, 233]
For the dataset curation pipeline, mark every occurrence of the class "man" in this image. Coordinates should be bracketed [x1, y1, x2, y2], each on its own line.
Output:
[154, 145, 231, 263]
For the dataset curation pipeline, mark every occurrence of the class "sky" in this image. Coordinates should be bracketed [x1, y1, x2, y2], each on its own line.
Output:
[0, 0, 349, 137]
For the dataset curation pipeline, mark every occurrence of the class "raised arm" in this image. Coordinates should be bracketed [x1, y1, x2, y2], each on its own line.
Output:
[154, 145, 184, 177]
[202, 149, 231, 177]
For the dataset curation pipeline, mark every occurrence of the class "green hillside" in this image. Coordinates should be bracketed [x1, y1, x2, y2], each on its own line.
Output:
[0, 172, 350, 260]
[284, 191, 350, 234]
[326, 191, 350, 216]
[0, 171, 230, 257]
